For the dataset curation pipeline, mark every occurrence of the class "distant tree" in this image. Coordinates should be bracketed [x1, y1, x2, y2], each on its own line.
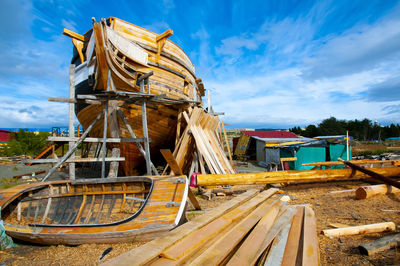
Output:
[318, 117, 346, 136]
[303, 125, 320, 137]
[5, 129, 49, 156]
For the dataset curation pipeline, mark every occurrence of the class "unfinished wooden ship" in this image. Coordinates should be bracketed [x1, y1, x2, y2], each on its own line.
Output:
[0, 176, 188, 245]
[65, 17, 204, 175]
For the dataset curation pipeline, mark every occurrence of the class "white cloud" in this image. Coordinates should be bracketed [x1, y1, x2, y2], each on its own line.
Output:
[201, 3, 400, 128]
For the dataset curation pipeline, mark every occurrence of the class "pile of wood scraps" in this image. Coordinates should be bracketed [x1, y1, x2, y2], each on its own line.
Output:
[165, 107, 235, 176]
[103, 188, 319, 266]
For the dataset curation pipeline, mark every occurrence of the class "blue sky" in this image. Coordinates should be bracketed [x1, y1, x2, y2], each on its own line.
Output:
[1, 0, 400, 129]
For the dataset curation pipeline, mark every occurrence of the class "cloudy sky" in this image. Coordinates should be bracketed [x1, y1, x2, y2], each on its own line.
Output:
[1, 0, 400, 129]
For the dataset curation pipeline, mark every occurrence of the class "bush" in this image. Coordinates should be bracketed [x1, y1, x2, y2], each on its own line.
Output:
[3, 129, 49, 156]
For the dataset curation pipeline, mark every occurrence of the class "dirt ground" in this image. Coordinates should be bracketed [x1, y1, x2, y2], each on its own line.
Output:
[1, 159, 400, 265]
[1, 180, 399, 265]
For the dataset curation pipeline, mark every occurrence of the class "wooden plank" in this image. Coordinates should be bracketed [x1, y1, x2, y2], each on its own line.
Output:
[280, 157, 297, 162]
[102, 189, 262, 266]
[281, 206, 305, 266]
[322, 222, 396, 237]
[168, 193, 281, 264]
[264, 222, 292, 266]
[48, 136, 147, 143]
[226, 199, 282, 265]
[227, 205, 296, 266]
[25, 157, 125, 163]
[221, 121, 234, 169]
[160, 149, 182, 175]
[302, 206, 319, 266]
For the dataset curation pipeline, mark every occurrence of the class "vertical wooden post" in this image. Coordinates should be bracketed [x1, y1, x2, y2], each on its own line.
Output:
[107, 71, 120, 178]
[68, 64, 76, 181]
[207, 89, 211, 114]
[101, 101, 108, 178]
[141, 79, 151, 175]
[346, 130, 349, 160]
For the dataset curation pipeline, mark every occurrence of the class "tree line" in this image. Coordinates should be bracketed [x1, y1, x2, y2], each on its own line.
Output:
[289, 117, 400, 141]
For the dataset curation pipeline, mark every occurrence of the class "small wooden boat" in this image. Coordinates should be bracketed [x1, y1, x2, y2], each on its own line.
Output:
[0, 176, 188, 245]
[64, 17, 205, 175]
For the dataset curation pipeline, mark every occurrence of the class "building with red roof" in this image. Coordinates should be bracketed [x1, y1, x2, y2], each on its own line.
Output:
[241, 130, 299, 139]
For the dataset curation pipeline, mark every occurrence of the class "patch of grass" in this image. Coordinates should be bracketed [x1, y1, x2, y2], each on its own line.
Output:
[0, 183, 16, 189]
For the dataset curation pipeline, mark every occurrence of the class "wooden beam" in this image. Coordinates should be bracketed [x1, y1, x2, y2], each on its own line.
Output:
[196, 167, 400, 186]
[339, 159, 400, 189]
[62, 28, 85, 42]
[160, 149, 182, 175]
[24, 157, 125, 163]
[359, 233, 400, 256]
[322, 222, 396, 237]
[68, 64, 76, 181]
[156, 29, 173, 42]
[48, 136, 148, 143]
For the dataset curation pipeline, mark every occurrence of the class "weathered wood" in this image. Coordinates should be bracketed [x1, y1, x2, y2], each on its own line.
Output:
[184, 194, 282, 265]
[226, 198, 282, 265]
[117, 108, 158, 175]
[25, 157, 125, 163]
[322, 222, 396, 237]
[48, 136, 147, 143]
[160, 149, 182, 175]
[102, 189, 261, 265]
[101, 101, 108, 179]
[69, 64, 76, 181]
[359, 233, 400, 256]
[281, 206, 305, 266]
[196, 167, 400, 186]
[302, 206, 319, 266]
[264, 222, 292, 266]
[221, 121, 234, 168]
[355, 184, 400, 199]
[42, 105, 106, 182]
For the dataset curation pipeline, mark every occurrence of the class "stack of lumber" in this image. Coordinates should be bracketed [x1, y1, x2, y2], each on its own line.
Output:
[166, 107, 235, 175]
[103, 189, 319, 266]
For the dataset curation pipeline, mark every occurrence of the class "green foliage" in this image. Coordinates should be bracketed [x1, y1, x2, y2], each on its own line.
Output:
[289, 118, 400, 140]
[2, 129, 49, 156]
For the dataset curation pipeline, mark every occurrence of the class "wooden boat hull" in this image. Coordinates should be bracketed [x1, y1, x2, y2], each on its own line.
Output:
[0, 176, 188, 245]
[71, 17, 204, 175]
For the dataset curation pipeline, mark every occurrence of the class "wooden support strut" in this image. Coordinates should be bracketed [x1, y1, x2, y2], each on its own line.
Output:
[116, 108, 158, 175]
[42, 107, 106, 182]
[338, 158, 400, 189]
[160, 149, 201, 210]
